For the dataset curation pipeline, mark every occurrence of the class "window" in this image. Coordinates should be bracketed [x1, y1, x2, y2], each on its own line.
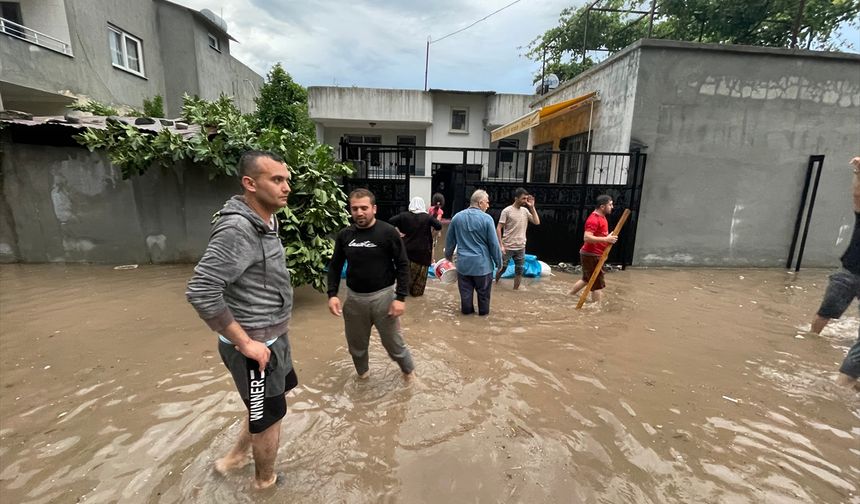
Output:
[397, 136, 416, 174]
[108, 26, 144, 76]
[207, 33, 220, 52]
[344, 135, 382, 167]
[450, 108, 468, 133]
[0, 2, 24, 37]
[491, 139, 519, 179]
[498, 139, 518, 163]
[558, 131, 592, 184]
[531, 142, 553, 183]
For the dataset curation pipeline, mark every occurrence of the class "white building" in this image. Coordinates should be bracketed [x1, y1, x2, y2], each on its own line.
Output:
[308, 87, 533, 202]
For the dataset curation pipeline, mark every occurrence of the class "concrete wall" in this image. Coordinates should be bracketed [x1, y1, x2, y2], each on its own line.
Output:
[427, 92, 490, 166]
[531, 48, 640, 154]
[18, 0, 71, 44]
[0, 137, 238, 263]
[191, 18, 261, 114]
[629, 41, 860, 267]
[156, 3, 199, 117]
[309, 87, 433, 123]
[487, 93, 534, 128]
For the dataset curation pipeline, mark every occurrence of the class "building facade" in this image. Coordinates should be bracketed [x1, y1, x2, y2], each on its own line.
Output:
[308, 86, 534, 203]
[493, 40, 859, 267]
[0, 0, 262, 116]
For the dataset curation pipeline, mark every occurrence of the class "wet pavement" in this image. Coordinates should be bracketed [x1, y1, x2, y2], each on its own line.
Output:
[0, 264, 858, 503]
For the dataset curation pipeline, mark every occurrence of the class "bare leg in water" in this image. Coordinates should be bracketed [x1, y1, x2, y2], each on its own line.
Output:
[215, 416, 283, 490]
[569, 279, 602, 302]
[810, 315, 829, 334]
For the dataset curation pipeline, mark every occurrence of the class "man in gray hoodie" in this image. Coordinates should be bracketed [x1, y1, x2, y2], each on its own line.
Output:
[186, 150, 295, 490]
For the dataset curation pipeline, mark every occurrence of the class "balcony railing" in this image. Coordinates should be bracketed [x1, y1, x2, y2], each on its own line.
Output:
[0, 17, 73, 56]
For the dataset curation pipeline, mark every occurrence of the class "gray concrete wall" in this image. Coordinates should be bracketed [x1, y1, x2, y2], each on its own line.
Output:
[629, 41, 860, 267]
[0, 137, 239, 263]
[18, 0, 71, 45]
[486, 93, 534, 128]
[156, 2, 199, 117]
[0, 0, 167, 111]
[427, 92, 490, 166]
[531, 48, 640, 154]
[309, 87, 433, 123]
[192, 19, 261, 114]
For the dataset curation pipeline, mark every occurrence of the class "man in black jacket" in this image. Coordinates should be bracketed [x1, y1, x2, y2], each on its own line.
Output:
[327, 189, 415, 381]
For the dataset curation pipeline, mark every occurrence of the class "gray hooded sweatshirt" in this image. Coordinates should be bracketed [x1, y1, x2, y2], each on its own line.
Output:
[186, 196, 293, 342]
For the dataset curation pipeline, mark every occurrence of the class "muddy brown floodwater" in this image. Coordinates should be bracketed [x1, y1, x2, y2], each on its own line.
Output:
[0, 264, 858, 503]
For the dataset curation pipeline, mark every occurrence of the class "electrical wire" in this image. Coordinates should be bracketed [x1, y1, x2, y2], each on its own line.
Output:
[431, 0, 525, 44]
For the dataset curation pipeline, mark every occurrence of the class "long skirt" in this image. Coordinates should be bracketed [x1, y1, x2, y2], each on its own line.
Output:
[408, 261, 429, 297]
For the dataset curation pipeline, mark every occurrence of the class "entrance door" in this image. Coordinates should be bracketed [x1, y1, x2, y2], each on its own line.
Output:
[531, 143, 553, 182]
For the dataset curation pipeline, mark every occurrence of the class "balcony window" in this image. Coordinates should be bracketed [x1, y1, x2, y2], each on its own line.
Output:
[108, 25, 144, 77]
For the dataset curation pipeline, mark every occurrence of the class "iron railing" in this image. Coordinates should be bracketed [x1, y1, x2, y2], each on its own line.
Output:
[339, 140, 648, 264]
[338, 142, 634, 185]
[0, 17, 73, 56]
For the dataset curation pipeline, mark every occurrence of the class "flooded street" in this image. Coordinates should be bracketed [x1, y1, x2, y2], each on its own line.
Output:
[1, 264, 858, 503]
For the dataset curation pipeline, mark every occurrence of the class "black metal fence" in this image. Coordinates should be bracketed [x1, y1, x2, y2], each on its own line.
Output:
[339, 141, 647, 265]
[339, 145, 411, 222]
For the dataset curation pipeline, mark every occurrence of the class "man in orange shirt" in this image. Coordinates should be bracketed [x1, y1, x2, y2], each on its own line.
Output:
[569, 195, 617, 303]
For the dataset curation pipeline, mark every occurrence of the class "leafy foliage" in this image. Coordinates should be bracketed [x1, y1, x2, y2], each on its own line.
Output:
[143, 95, 165, 118]
[69, 100, 120, 116]
[74, 93, 352, 291]
[255, 63, 315, 137]
[529, 0, 860, 82]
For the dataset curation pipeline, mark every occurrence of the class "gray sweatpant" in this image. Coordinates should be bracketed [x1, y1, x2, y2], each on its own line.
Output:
[343, 287, 415, 375]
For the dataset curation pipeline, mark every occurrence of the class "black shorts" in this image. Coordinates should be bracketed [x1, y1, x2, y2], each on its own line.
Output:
[219, 335, 298, 434]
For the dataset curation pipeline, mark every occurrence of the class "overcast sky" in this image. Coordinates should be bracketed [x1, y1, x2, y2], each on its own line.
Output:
[173, 0, 859, 95]
[173, 0, 573, 94]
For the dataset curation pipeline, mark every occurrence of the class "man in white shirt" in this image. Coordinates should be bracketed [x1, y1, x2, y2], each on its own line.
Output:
[495, 188, 540, 290]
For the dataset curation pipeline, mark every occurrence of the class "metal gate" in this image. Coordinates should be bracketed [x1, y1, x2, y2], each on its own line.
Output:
[340, 140, 647, 265]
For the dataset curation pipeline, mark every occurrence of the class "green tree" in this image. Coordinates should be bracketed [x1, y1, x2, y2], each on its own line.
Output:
[75, 93, 352, 292]
[142, 95, 165, 117]
[529, 0, 860, 82]
[255, 63, 315, 137]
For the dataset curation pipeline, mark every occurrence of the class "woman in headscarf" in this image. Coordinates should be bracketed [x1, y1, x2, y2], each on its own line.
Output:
[389, 196, 443, 296]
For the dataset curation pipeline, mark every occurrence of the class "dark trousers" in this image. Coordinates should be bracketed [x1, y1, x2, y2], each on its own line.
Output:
[457, 273, 493, 315]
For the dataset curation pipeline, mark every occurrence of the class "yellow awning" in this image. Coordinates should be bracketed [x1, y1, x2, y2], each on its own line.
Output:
[490, 91, 598, 143]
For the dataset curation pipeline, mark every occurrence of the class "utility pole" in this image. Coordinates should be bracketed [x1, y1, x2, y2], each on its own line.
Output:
[540, 46, 546, 94]
[424, 37, 430, 91]
[582, 8, 589, 64]
[647, 0, 656, 37]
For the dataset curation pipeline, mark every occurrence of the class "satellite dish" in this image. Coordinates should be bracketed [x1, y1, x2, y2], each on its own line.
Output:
[535, 74, 561, 94]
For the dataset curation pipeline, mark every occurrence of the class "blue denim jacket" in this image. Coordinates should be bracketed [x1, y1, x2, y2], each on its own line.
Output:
[445, 207, 502, 276]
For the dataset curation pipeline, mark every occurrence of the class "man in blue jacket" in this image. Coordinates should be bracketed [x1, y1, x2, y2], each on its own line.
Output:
[186, 150, 296, 490]
[445, 189, 503, 316]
